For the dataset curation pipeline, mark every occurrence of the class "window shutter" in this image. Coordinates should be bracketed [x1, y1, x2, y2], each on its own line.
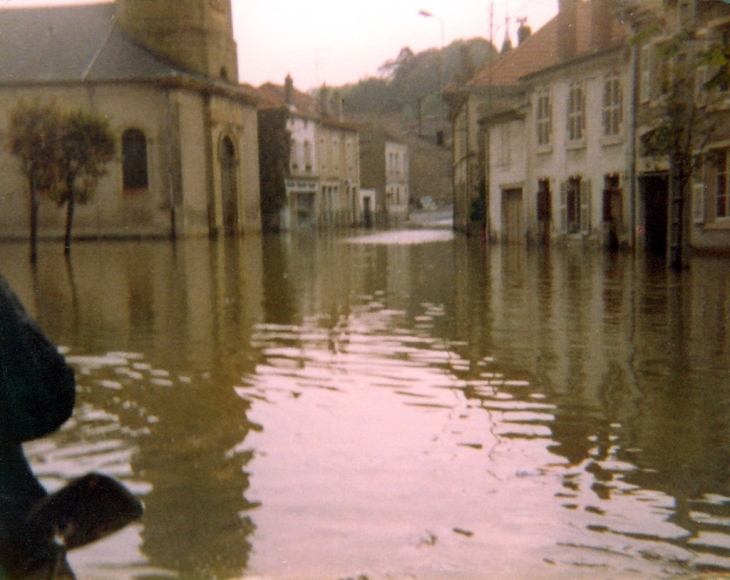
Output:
[580, 180, 591, 233]
[560, 181, 568, 232]
[693, 182, 706, 223]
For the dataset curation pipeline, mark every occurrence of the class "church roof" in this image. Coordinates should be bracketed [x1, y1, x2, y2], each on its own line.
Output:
[0, 2, 194, 83]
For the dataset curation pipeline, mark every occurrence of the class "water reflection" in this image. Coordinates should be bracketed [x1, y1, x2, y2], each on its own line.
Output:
[0, 236, 729, 578]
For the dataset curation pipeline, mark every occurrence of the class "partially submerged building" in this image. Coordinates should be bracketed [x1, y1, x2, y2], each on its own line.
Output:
[0, 0, 261, 240]
[256, 77, 360, 230]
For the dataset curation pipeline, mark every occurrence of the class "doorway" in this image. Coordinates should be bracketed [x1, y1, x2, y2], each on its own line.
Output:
[502, 188, 524, 244]
[640, 173, 669, 254]
[220, 136, 238, 235]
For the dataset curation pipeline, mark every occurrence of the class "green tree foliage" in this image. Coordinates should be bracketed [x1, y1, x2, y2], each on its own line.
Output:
[7, 100, 62, 263]
[339, 38, 495, 116]
[54, 109, 115, 256]
[7, 102, 115, 259]
[258, 108, 291, 231]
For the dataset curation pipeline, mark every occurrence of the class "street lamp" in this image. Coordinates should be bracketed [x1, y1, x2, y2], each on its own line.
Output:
[418, 9, 445, 145]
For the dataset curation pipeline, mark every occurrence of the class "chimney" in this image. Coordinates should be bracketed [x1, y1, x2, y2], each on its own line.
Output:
[590, 0, 612, 52]
[557, 0, 578, 61]
[500, 17, 512, 53]
[284, 74, 294, 108]
[517, 17, 532, 45]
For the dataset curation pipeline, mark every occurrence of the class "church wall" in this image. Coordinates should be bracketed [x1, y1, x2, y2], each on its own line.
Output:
[208, 94, 261, 234]
[174, 89, 211, 237]
[0, 83, 176, 240]
[0, 82, 260, 241]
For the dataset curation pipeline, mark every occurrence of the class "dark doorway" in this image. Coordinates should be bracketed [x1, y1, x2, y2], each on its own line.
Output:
[363, 196, 373, 228]
[537, 178, 551, 245]
[640, 174, 669, 254]
[220, 137, 238, 235]
[602, 174, 622, 250]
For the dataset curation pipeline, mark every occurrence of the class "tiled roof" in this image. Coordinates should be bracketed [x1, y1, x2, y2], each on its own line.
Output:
[0, 2, 187, 83]
[467, 0, 627, 89]
[256, 82, 320, 115]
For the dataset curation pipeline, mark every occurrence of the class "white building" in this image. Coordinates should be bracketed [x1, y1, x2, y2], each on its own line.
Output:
[480, 0, 631, 247]
[257, 77, 360, 230]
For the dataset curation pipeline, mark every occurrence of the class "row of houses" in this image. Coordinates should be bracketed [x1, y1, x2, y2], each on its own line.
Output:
[254, 77, 411, 231]
[449, 0, 730, 257]
[0, 0, 411, 241]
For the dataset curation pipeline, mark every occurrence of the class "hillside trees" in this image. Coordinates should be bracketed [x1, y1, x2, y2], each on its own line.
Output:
[339, 38, 495, 117]
[7, 101, 115, 260]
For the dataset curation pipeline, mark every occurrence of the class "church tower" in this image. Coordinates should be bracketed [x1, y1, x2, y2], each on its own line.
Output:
[116, 0, 239, 83]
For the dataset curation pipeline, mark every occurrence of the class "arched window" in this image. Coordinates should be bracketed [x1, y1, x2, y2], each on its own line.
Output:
[122, 129, 148, 191]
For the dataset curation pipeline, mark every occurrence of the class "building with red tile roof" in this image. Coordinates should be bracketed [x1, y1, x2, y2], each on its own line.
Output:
[252, 76, 361, 230]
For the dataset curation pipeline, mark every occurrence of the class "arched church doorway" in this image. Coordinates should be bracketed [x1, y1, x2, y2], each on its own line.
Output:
[220, 136, 238, 235]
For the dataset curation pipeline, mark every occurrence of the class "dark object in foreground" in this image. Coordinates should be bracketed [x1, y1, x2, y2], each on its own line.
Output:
[4, 472, 144, 579]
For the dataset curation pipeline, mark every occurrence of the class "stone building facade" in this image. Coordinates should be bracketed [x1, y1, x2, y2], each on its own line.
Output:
[0, 0, 261, 241]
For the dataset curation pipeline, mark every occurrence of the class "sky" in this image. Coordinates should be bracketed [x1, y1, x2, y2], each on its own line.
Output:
[3, 0, 558, 91]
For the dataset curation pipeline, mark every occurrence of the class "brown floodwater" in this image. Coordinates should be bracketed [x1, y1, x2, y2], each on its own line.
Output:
[1, 230, 729, 580]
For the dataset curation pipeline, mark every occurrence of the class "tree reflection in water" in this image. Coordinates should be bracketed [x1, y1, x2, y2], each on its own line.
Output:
[0, 235, 728, 579]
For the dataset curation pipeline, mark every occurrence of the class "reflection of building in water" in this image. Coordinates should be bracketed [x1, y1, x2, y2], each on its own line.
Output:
[10, 238, 265, 578]
[449, 247, 730, 566]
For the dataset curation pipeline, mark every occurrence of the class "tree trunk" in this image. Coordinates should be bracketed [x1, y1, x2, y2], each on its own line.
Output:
[29, 181, 38, 264]
[64, 192, 75, 257]
[668, 152, 686, 271]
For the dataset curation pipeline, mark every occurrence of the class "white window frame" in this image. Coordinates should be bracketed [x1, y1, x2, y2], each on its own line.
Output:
[567, 82, 585, 142]
[602, 74, 623, 136]
[536, 89, 551, 147]
[693, 181, 706, 223]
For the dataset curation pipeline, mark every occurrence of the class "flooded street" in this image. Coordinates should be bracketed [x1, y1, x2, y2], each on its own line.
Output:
[1, 230, 730, 580]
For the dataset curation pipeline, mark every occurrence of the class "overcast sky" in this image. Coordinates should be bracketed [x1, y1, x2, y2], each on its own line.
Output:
[4, 0, 558, 91]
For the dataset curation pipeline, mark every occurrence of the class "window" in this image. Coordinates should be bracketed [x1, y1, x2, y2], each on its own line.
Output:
[694, 38, 711, 103]
[602, 75, 622, 136]
[346, 140, 353, 170]
[658, 46, 672, 97]
[536, 90, 551, 146]
[304, 140, 313, 172]
[567, 82, 585, 142]
[718, 151, 729, 218]
[639, 45, 652, 103]
[122, 128, 148, 190]
[290, 139, 299, 171]
[693, 181, 706, 223]
[333, 138, 339, 170]
[498, 124, 511, 168]
[319, 138, 326, 171]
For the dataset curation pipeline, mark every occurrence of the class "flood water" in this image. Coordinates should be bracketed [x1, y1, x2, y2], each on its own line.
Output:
[1, 229, 730, 580]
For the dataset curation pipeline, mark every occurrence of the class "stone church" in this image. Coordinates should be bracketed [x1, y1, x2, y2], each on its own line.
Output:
[0, 0, 261, 240]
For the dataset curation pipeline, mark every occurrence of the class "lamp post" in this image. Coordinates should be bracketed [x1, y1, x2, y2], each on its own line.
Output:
[418, 9, 445, 145]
